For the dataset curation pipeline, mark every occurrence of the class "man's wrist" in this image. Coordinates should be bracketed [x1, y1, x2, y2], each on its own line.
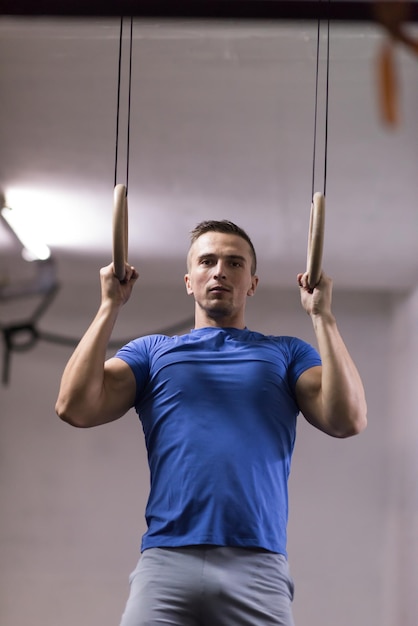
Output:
[310, 310, 336, 328]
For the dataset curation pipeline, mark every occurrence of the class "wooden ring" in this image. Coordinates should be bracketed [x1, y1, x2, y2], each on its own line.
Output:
[306, 192, 325, 290]
[112, 184, 128, 281]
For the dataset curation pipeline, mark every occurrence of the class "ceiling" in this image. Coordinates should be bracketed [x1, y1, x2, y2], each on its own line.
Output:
[0, 16, 418, 301]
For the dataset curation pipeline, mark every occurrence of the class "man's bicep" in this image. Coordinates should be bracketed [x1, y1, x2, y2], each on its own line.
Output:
[103, 357, 137, 420]
[295, 365, 330, 434]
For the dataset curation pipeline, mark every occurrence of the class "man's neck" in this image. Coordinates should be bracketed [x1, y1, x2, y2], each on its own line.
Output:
[193, 311, 246, 330]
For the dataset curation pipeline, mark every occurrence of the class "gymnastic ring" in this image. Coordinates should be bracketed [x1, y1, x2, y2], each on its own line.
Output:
[112, 184, 128, 281]
[306, 192, 325, 290]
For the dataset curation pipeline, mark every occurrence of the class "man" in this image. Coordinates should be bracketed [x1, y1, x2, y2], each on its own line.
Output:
[56, 219, 367, 626]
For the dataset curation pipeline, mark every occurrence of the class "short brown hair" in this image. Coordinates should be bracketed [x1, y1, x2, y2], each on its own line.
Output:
[189, 220, 257, 275]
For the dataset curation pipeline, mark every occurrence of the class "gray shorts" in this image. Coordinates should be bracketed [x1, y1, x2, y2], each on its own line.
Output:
[119, 546, 295, 626]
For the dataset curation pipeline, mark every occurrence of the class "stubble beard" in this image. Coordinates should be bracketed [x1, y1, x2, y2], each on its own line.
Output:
[200, 294, 234, 322]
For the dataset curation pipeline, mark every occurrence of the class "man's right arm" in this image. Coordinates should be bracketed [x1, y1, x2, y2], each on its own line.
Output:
[55, 263, 138, 428]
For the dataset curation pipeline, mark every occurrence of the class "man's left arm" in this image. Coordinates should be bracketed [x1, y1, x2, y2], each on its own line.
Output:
[295, 271, 368, 438]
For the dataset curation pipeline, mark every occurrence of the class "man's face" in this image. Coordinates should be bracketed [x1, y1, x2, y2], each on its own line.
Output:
[184, 231, 258, 326]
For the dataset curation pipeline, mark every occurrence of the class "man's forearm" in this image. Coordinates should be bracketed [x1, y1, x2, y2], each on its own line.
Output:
[312, 312, 367, 437]
[55, 300, 121, 426]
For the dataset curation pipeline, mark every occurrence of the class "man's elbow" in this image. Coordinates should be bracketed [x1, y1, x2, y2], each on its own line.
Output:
[333, 410, 368, 438]
[55, 398, 94, 428]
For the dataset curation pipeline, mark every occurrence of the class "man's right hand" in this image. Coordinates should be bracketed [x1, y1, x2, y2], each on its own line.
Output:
[100, 262, 139, 308]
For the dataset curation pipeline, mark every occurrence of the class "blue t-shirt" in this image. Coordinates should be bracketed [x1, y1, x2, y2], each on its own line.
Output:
[116, 326, 321, 556]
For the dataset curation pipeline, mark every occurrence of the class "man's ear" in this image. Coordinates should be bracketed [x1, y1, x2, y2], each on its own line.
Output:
[247, 275, 259, 297]
[184, 273, 193, 295]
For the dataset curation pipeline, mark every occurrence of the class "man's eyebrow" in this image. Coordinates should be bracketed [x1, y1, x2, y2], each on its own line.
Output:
[226, 254, 247, 263]
[197, 252, 215, 258]
[197, 253, 247, 263]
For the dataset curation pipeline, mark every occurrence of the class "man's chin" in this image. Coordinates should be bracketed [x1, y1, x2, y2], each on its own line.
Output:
[203, 304, 232, 319]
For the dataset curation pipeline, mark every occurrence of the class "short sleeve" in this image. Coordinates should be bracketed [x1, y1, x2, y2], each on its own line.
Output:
[286, 337, 321, 391]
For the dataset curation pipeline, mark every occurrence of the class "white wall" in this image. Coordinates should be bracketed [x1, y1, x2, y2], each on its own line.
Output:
[0, 283, 403, 626]
[383, 286, 418, 626]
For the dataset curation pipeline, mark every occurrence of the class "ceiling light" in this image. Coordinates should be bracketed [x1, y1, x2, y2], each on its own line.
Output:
[1, 205, 51, 261]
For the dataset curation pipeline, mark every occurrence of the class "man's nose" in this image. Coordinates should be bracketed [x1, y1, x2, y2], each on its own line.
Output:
[213, 260, 227, 279]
